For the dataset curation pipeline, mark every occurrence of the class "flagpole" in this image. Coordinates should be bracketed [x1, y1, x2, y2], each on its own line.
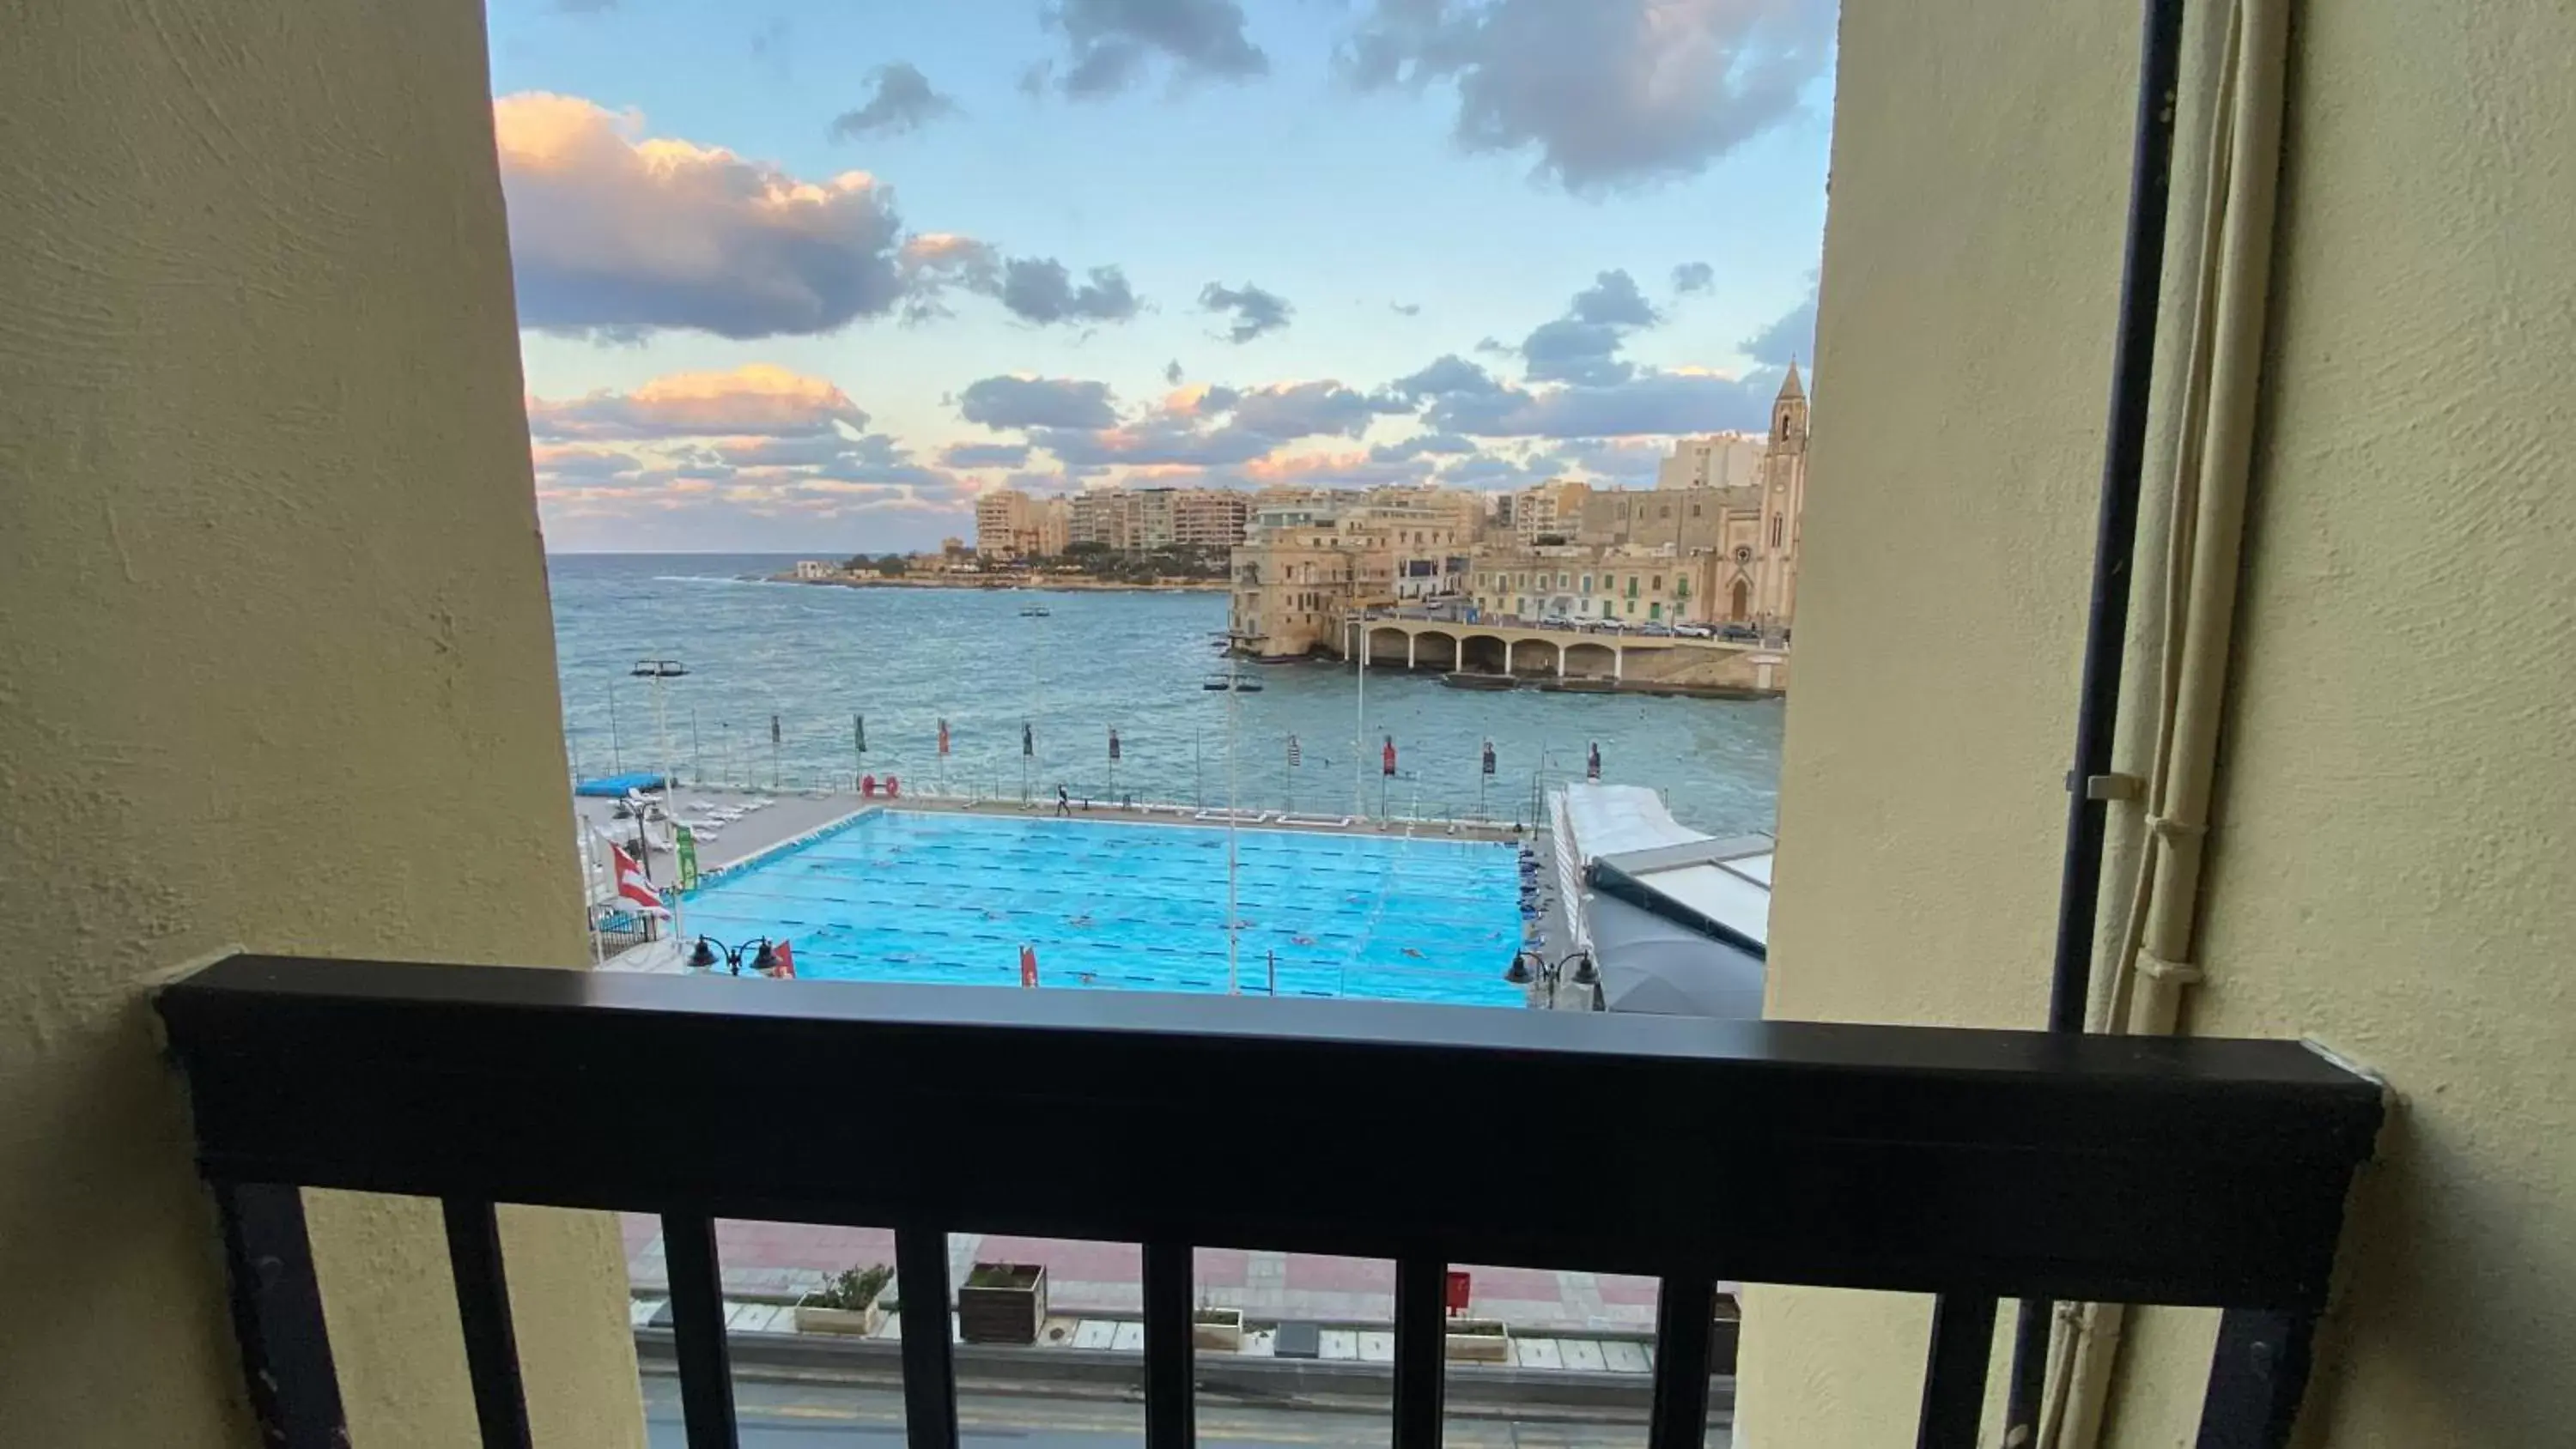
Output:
[1352, 613, 1366, 820]
[1225, 651, 1241, 995]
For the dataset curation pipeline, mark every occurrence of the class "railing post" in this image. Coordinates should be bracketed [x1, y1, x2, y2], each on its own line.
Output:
[1142, 1242, 1195, 1449]
[440, 1197, 533, 1449]
[896, 1227, 960, 1449]
[213, 1181, 348, 1449]
[1649, 1276, 1717, 1449]
[659, 1214, 738, 1449]
[1915, 1294, 1997, 1449]
[1393, 1258, 1448, 1449]
[2194, 1308, 2318, 1449]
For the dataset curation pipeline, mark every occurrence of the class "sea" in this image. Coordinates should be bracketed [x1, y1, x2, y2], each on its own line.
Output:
[546, 554, 1784, 834]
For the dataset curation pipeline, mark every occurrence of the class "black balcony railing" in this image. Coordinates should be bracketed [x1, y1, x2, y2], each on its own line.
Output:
[156, 953, 2380, 1449]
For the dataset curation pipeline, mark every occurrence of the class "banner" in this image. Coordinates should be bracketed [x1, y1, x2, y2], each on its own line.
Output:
[938, 718, 951, 756]
[1023, 722, 1034, 757]
[1481, 740, 1496, 777]
[770, 714, 781, 746]
[1109, 727, 1121, 761]
[1382, 736, 1397, 777]
[854, 714, 866, 754]
[1288, 734, 1301, 767]
[675, 825, 700, 891]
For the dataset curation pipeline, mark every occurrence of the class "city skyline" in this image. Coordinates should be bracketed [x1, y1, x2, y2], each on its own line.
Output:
[495, 0, 1838, 552]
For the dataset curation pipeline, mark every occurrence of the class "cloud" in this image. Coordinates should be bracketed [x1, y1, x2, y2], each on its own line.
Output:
[941, 441, 1035, 468]
[1569, 269, 1660, 326]
[998, 258, 1140, 325]
[1369, 432, 1479, 462]
[1519, 318, 1632, 385]
[832, 63, 961, 139]
[1672, 260, 1715, 294]
[959, 376, 1121, 431]
[1425, 367, 1777, 438]
[1390, 300, 1423, 317]
[526, 365, 868, 440]
[1515, 269, 1660, 384]
[1548, 435, 1669, 484]
[1436, 452, 1562, 489]
[1741, 287, 1817, 366]
[1041, 0, 1270, 98]
[495, 93, 912, 340]
[1199, 281, 1294, 343]
[1163, 360, 1186, 385]
[1339, 0, 1836, 193]
[1226, 381, 1395, 439]
[1382, 353, 1506, 404]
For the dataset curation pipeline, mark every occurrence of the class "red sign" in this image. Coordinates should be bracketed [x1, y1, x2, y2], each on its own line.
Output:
[1444, 1270, 1472, 1315]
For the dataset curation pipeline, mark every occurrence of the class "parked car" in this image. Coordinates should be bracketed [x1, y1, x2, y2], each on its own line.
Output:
[1674, 623, 1716, 639]
[1718, 623, 1761, 642]
[1639, 621, 1675, 637]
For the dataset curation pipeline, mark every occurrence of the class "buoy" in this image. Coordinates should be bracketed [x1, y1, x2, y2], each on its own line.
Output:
[885, 775, 900, 797]
[861, 773, 878, 797]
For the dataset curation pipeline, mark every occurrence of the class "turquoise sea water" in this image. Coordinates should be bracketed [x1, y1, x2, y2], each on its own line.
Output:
[547, 554, 1785, 833]
[678, 809, 1528, 1005]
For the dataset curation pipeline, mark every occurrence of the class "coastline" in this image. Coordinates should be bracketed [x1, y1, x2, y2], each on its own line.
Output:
[773, 573, 1228, 594]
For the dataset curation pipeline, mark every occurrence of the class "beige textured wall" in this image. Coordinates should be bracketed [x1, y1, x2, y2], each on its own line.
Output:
[1741, 1, 2576, 1446]
[0, 3, 642, 1447]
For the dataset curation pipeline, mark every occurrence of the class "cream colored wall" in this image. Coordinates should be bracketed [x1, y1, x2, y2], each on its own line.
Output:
[1743, 1, 2576, 1446]
[0, 3, 642, 1448]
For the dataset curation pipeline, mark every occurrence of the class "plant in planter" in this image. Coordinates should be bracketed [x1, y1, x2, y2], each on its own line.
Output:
[1191, 1306, 1245, 1354]
[795, 1263, 893, 1337]
[1443, 1318, 1510, 1363]
[957, 1262, 1048, 1344]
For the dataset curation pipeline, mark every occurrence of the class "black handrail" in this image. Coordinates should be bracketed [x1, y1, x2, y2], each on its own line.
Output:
[156, 954, 2380, 1449]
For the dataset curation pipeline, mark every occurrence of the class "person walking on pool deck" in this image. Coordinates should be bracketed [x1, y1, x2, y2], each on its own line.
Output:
[1056, 783, 1072, 817]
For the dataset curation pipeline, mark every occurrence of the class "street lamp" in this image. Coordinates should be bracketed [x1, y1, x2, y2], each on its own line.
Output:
[688, 934, 780, 976]
[631, 658, 689, 794]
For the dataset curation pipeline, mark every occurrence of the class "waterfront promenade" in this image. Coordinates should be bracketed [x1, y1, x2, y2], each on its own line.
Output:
[621, 1216, 1663, 1335]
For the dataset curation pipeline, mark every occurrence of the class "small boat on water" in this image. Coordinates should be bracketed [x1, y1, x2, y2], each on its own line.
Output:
[1441, 672, 1518, 691]
[1202, 672, 1266, 693]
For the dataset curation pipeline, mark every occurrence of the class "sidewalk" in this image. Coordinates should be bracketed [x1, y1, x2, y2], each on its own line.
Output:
[622, 1216, 1663, 1334]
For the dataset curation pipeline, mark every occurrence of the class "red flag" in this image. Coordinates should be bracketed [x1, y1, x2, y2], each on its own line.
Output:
[1019, 943, 1039, 988]
[939, 718, 951, 756]
[1382, 737, 1397, 777]
[609, 840, 663, 912]
[771, 941, 796, 979]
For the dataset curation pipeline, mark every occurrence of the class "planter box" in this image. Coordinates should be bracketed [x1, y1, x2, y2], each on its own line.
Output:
[793, 1297, 885, 1337]
[1192, 1307, 1245, 1354]
[958, 1263, 1048, 1345]
[1443, 1318, 1510, 1362]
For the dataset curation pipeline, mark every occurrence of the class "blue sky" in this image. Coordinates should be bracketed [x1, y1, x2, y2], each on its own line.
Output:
[491, 0, 1836, 551]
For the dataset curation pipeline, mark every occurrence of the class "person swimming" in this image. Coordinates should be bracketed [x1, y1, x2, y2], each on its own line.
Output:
[1066, 912, 1094, 927]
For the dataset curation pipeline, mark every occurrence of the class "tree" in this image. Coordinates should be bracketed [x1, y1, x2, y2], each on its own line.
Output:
[872, 554, 908, 577]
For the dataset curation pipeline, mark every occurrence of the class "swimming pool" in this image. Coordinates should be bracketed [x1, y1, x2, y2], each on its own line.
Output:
[678, 809, 1528, 1006]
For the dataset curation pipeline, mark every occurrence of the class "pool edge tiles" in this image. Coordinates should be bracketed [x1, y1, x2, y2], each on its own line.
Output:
[677, 809, 1529, 1007]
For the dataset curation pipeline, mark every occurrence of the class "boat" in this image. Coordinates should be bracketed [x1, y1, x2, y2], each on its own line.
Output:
[1202, 673, 1266, 693]
[1018, 605, 1052, 617]
[1440, 672, 1518, 691]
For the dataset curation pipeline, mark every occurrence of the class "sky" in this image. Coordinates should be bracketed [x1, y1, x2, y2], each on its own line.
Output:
[489, 0, 1838, 553]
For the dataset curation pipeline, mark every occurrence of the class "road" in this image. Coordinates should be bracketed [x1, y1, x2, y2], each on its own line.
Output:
[641, 1375, 1721, 1449]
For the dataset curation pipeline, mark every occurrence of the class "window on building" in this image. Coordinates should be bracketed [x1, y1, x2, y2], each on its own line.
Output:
[1651, 575, 1662, 590]
[1580, 574, 1592, 592]
[1658, 505, 1671, 519]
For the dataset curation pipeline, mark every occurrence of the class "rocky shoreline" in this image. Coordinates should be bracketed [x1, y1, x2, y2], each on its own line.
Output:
[775, 573, 1227, 594]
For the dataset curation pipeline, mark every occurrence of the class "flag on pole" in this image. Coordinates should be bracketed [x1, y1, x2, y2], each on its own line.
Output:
[609, 840, 665, 913]
[770, 714, 781, 745]
[771, 940, 796, 979]
[855, 714, 866, 753]
[1382, 736, 1398, 777]
[938, 718, 951, 756]
[1024, 722, 1034, 757]
[1587, 742, 1602, 780]
[1019, 943, 1039, 988]
[675, 825, 701, 891]
[1481, 740, 1496, 776]
[1109, 727, 1121, 761]
[1288, 734, 1302, 767]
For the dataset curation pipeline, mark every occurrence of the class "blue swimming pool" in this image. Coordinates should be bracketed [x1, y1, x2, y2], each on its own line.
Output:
[679, 809, 1528, 1006]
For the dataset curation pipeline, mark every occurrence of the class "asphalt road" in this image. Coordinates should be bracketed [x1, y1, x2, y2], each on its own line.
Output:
[641, 1375, 1717, 1449]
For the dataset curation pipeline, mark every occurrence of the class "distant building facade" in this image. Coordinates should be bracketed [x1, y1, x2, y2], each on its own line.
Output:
[1226, 366, 1809, 653]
